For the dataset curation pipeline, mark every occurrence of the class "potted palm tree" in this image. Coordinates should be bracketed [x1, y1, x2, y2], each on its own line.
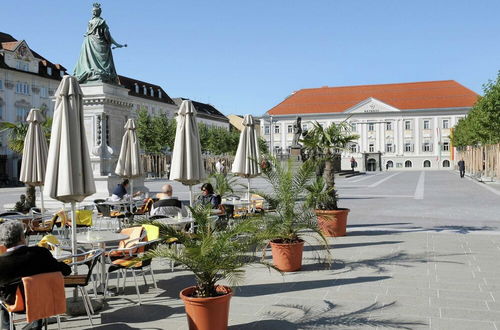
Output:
[301, 120, 359, 237]
[257, 156, 330, 272]
[144, 205, 261, 330]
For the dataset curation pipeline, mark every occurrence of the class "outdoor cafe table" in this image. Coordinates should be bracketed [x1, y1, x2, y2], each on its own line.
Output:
[50, 249, 72, 261]
[77, 231, 129, 294]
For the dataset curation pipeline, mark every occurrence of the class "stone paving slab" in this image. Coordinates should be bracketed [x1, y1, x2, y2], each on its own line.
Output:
[30, 228, 500, 329]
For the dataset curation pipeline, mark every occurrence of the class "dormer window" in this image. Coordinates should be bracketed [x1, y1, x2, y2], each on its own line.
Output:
[134, 83, 139, 93]
[143, 85, 147, 95]
[60, 71, 65, 78]
[47, 67, 52, 76]
[150, 87, 154, 97]
[158, 89, 162, 98]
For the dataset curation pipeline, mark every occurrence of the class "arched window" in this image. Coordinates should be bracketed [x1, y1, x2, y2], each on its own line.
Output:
[423, 160, 431, 168]
[134, 83, 139, 93]
[443, 160, 450, 168]
[386, 160, 393, 168]
[405, 160, 412, 168]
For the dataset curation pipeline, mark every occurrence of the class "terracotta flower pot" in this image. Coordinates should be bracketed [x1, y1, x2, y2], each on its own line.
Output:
[180, 285, 232, 330]
[270, 239, 305, 272]
[315, 208, 350, 237]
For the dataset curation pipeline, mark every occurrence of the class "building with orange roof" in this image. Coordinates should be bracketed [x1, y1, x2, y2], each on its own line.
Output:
[262, 80, 479, 171]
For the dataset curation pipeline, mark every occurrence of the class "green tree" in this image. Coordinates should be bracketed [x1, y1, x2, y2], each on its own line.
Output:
[301, 121, 358, 209]
[136, 109, 155, 153]
[0, 118, 52, 209]
[452, 72, 500, 147]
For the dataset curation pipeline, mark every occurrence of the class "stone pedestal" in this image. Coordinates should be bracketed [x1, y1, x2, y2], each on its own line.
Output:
[81, 83, 146, 198]
[40, 82, 146, 206]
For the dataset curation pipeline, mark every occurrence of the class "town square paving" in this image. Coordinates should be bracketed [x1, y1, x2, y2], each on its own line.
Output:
[3, 170, 500, 329]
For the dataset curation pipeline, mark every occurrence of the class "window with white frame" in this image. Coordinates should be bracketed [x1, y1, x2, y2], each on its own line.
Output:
[40, 87, 48, 98]
[143, 86, 147, 95]
[423, 160, 431, 168]
[442, 119, 449, 129]
[423, 120, 430, 130]
[369, 143, 374, 152]
[386, 143, 393, 153]
[287, 125, 293, 134]
[274, 125, 280, 134]
[349, 144, 357, 153]
[442, 141, 450, 151]
[150, 87, 154, 97]
[351, 123, 357, 132]
[405, 160, 412, 168]
[405, 120, 411, 130]
[404, 143, 413, 152]
[264, 125, 270, 135]
[158, 89, 162, 98]
[386, 122, 392, 130]
[16, 107, 29, 122]
[422, 142, 432, 152]
[16, 82, 29, 95]
[47, 67, 52, 75]
[134, 83, 139, 93]
[368, 123, 375, 131]
[60, 70, 65, 78]
[17, 61, 29, 72]
[443, 160, 450, 167]
[302, 123, 308, 131]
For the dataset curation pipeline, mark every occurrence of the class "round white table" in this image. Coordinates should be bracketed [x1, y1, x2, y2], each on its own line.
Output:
[77, 231, 129, 294]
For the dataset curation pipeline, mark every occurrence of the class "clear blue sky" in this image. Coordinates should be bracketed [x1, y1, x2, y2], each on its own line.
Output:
[2, 1, 499, 116]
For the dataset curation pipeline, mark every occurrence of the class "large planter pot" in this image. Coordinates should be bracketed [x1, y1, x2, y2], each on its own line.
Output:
[315, 208, 350, 237]
[180, 285, 232, 330]
[270, 239, 304, 272]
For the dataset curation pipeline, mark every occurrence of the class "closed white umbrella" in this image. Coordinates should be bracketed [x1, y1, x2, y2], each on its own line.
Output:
[45, 75, 96, 273]
[19, 108, 49, 215]
[169, 100, 205, 206]
[231, 115, 261, 210]
[115, 118, 142, 212]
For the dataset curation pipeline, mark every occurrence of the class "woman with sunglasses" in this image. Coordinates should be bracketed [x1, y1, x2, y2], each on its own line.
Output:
[196, 183, 220, 209]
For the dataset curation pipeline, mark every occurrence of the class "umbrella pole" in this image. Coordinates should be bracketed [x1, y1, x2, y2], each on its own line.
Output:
[247, 177, 251, 213]
[71, 202, 78, 275]
[189, 185, 193, 208]
[130, 179, 134, 215]
[40, 185, 45, 217]
[71, 201, 79, 300]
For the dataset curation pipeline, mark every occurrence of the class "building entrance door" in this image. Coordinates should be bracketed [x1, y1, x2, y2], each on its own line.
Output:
[367, 158, 377, 171]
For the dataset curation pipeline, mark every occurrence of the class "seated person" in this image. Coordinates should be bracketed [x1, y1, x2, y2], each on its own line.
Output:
[110, 179, 142, 202]
[0, 221, 71, 330]
[196, 183, 220, 209]
[150, 184, 186, 217]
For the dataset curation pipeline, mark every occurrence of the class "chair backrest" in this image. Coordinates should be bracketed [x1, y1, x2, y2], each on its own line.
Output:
[119, 226, 146, 249]
[136, 198, 154, 215]
[21, 272, 66, 322]
[66, 249, 103, 286]
[0, 245, 6, 255]
[37, 234, 60, 249]
[142, 224, 159, 241]
[94, 200, 111, 217]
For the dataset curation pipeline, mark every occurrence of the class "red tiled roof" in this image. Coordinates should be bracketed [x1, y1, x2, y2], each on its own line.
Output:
[267, 80, 479, 115]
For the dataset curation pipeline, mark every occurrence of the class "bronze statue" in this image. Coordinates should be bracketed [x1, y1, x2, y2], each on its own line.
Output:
[292, 117, 302, 147]
[74, 3, 126, 84]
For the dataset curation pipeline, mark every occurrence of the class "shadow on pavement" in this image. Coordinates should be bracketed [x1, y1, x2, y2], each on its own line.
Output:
[429, 225, 497, 234]
[332, 241, 403, 249]
[155, 274, 196, 299]
[333, 251, 464, 274]
[234, 276, 390, 297]
[348, 222, 412, 227]
[101, 304, 184, 324]
[231, 301, 426, 329]
[91, 323, 161, 330]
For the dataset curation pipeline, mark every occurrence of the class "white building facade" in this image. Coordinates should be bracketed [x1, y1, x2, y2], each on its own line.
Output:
[261, 81, 478, 171]
[0, 34, 67, 183]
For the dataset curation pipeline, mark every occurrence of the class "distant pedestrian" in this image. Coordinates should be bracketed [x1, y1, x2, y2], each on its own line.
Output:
[215, 160, 223, 174]
[458, 159, 465, 178]
[350, 157, 356, 172]
[386, 162, 389, 171]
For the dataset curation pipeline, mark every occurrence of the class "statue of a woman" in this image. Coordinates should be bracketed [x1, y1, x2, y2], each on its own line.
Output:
[73, 3, 126, 84]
